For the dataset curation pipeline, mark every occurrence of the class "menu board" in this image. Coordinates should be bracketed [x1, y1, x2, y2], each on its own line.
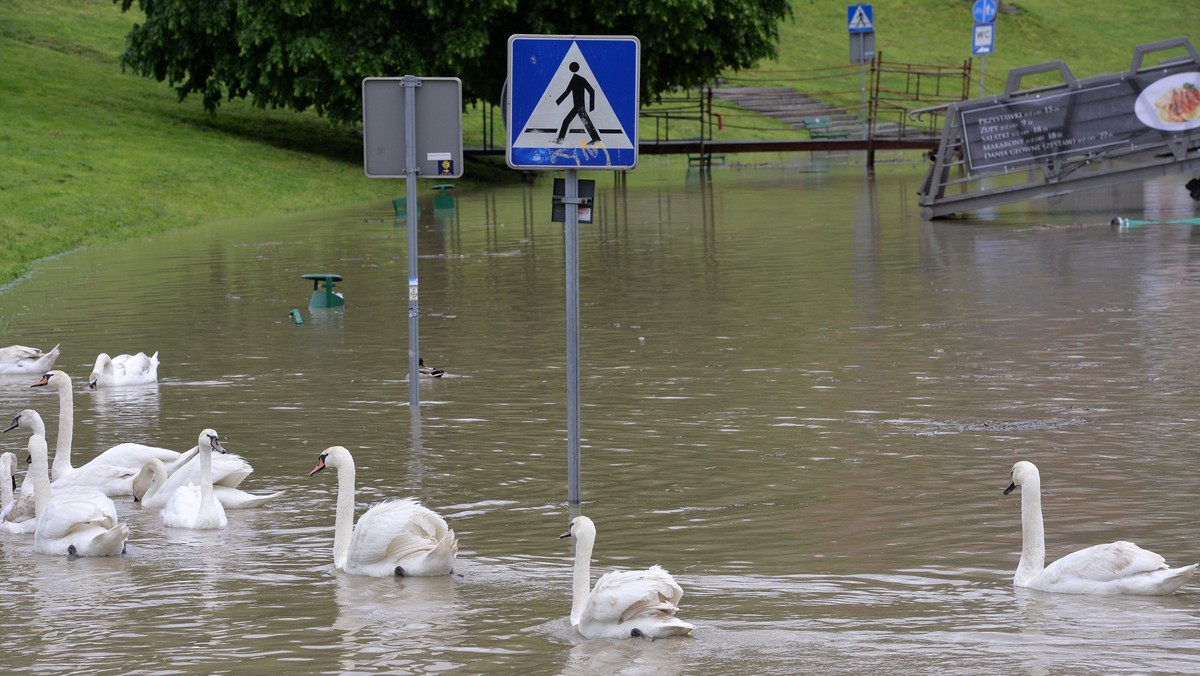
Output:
[959, 64, 1200, 172]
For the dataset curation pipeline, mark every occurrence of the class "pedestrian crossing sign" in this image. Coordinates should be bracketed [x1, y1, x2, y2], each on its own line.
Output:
[847, 4, 873, 33]
[507, 35, 640, 170]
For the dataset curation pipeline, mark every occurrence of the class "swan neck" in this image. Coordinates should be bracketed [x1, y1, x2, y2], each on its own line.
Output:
[138, 459, 168, 502]
[1017, 477, 1046, 583]
[0, 459, 12, 508]
[199, 443, 215, 506]
[52, 380, 74, 480]
[29, 435, 52, 517]
[570, 528, 595, 627]
[333, 458, 357, 570]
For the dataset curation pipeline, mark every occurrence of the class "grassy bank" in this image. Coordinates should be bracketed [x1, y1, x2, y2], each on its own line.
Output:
[1, 0, 1194, 285]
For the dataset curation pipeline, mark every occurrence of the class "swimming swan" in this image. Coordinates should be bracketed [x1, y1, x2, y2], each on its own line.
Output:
[88, 351, 159, 388]
[4, 409, 127, 556]
[559, 515, 694, 639]
[1005, 460, 1196, 595]
[0, 452, 35, 532]
[308, 446, 457, 577]
[135, 456, 282, 509]
[32, 370, 184, 485]
[0, 344, 59, 375]
[162, 429, 229, 530]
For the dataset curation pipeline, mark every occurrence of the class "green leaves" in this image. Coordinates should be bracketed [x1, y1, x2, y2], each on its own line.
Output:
[116, 0, 791, 124]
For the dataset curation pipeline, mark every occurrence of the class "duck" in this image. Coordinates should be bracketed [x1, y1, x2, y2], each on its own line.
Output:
[559, 515, 694, 639]
[162, 429, 229, 530]
[0, 344, 60, 375]
[1005, 460, 1196, 595]
[4, 409, 127, 556]
[308, 446, 457, 577]
[134, 456, 282, 510]
[88, 351, 159, 388]
[407, 357, 445, 379]
[31, 370, 185, 485]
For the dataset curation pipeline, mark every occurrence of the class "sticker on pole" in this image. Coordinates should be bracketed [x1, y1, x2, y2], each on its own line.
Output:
[507, 35, 640, 170]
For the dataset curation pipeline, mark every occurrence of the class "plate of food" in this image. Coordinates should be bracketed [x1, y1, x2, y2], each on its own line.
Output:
[1136, 72, 1200, 131]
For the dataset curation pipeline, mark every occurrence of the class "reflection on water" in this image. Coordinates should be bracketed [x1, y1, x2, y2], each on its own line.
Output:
[2, 158, 1200, 672]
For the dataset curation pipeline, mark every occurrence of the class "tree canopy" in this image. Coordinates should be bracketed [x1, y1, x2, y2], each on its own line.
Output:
[115, 0, 792, 125]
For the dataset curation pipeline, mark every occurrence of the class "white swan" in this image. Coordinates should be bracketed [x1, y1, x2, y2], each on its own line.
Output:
[1005, 460, 1196, 595]
[135, 456, 283, 509]
[559, 515, 694, 639]
[88, 351, 159, 388]
[32, 370, 185, 483]
[0, 450, 37, 532]
[308, 446, 457, 577]
[0, 344, 59, 375]
[162, 429, 228, 530]
[5, 409, 127, 556]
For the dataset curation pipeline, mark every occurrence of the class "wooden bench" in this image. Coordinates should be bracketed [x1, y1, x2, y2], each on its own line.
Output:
[803, 117, 849, 139]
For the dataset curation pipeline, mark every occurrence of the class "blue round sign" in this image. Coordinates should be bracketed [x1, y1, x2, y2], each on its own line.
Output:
[973, 0, 997, 24]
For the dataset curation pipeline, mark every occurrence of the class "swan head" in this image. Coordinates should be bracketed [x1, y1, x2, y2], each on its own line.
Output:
[308, 446, 351, 476]
[31, 369, 70, 391]
[88, 353, 114, 388]
[3, 409, 45, 437]
[198, 428, 227, 454]
[559, 515, 597, 541]
[1004, 460, 1041, 495]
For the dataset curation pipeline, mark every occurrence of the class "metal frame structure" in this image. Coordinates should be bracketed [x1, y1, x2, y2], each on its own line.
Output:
[918, 38, 1200, 220]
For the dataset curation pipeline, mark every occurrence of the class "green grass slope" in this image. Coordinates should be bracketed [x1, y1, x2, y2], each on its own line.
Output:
[0, 0, 1195, 285]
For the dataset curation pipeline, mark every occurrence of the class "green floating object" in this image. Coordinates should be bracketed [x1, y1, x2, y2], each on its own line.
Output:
[302, 273, 345, 309]
[432, 183, 456, 210]
[1111, 216, 1200, 228]
[289, 308, 304, 325]
[393, 197, 420, 218]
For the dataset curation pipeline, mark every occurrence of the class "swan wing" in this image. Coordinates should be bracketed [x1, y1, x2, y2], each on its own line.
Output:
[213, 485, 284, 509]
[51, 464, 139, 497]
[34, 489, 119, 541]
[347, 498, 457, 576]
[1040, 541, 1196, 594]
[0, 344, 59, 373]
[89, 443, 180, 472]
[585, 565, 685, 624]
[580, 565, 693, 639]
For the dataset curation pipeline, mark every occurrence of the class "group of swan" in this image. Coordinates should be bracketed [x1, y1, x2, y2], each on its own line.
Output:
[3, 409, 127, 555]
[3, 363, 1193, 639]
[0, 369, 282, 537]
[0, 344, 155, 386]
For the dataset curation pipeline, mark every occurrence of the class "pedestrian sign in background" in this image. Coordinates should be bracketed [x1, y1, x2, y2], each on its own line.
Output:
[973, 23, 995, 55]
[847, 4, 873, 33]
[507, 35, 640, 170]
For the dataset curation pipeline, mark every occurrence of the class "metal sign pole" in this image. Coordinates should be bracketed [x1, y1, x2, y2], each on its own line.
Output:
[979, 55, 987, 98]
[565, 168, 581, 505]
[401, 75, 422, 409]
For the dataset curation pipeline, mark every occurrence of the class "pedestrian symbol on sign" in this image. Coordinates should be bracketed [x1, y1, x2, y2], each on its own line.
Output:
[555, 62, 601, 145]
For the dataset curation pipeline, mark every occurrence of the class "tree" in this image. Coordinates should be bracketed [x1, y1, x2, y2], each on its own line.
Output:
[115, 0, 792, 126]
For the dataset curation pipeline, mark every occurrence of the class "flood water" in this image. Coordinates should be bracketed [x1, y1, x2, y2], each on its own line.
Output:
[3, 155, 1200, 674]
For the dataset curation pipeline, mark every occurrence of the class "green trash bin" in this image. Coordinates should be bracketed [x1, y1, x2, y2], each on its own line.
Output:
[302, 273, 345, 308]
